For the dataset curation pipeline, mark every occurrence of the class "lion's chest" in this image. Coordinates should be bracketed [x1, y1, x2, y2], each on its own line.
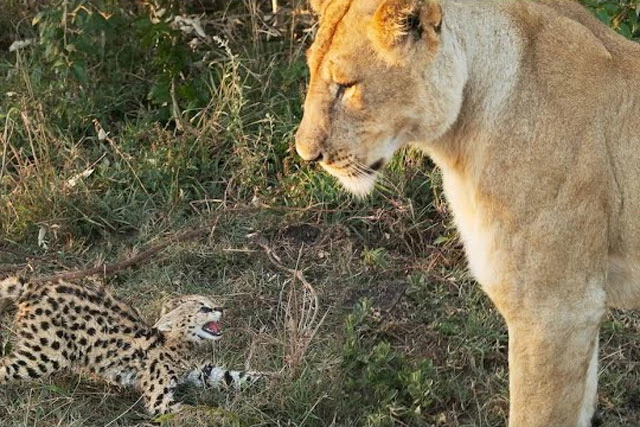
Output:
[441, 170, 503, 288]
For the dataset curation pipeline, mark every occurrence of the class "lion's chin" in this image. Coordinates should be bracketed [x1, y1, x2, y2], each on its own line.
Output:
[335, 173, 377, 198]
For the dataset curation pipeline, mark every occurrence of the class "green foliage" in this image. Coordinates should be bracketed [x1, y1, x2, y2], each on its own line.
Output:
[0, 0, 308, 240]
[341, 299, 438, 426]
[582, 0, 640, 39]
[28, 0, 206, 123]
[1, 1, 640, 424]
[362, 247, 389, 268]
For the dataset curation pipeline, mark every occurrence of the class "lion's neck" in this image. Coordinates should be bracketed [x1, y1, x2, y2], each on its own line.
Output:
[445, 0, 522, 126]
[417, 0, 523, 172]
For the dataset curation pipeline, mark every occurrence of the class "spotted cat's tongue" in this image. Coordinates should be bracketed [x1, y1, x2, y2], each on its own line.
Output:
[203, 322, 221, 335]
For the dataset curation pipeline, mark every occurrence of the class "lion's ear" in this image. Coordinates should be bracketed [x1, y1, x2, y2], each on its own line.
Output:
[369, 0, 442, 65]
[309, 0, 328, 15]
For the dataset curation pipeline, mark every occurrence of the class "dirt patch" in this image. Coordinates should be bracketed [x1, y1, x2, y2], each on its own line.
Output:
[344, 279, 407, 312]
[281, 223, 321, 244]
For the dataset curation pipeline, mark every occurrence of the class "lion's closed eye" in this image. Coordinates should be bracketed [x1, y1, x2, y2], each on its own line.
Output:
[336, 81, 358, 101]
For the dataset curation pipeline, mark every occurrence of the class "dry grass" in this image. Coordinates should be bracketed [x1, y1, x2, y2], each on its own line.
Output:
[1, 1, 640, 426]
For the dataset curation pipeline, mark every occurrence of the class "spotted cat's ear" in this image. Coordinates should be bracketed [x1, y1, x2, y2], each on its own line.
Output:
[369, 0, 442, 65]
[160, 297, 184, 317]
[154, 313, 176, 332]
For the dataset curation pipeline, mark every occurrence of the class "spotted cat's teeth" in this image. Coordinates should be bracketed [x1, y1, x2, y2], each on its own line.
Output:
[202, 321, 221, 336]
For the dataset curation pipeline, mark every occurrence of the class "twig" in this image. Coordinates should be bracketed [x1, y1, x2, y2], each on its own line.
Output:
[252, 234, 328, 374]
[253, 235, 318, 299]
[254, 236, 320, 329]
[103, 395, 145, 427]
[93, 119, 152, 200]
[31, 227, 212, 284]
[170, 78, 185, 132]
[0, 243, 52, 262]
[0, 111, 13, 185]
[0, 264, 27, 273]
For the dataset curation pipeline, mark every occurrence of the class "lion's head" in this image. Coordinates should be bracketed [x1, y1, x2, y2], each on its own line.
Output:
[296, 0, 466, 196]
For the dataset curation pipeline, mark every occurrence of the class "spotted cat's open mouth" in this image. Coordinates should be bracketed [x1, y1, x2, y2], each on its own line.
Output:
[202, 321, 221, 337]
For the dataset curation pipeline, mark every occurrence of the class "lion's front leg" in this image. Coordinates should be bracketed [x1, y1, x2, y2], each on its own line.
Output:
[501, 286, 605, 427]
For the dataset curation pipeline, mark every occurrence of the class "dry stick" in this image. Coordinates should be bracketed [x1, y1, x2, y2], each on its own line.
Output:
[31, 227, 211, 284]
[253, 236, 329, 366]
[253, 235, 319, 312]
[0, 112, 13, 184]
[0, 245, 50, 261]
[0, 264, 27, 273]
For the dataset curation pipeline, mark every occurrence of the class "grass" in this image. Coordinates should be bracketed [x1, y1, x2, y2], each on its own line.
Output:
[1, 0, 640, 426]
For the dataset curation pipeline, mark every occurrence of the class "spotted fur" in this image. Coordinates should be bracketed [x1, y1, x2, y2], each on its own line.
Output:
[0, 277, 260, 415]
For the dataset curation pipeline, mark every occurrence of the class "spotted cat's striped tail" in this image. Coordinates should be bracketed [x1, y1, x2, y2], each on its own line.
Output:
[0, 277, 26, 308]
[182, 364, 263, 390]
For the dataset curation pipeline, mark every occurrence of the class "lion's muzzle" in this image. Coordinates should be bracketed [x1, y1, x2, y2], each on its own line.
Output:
[294, 119, 327, 162]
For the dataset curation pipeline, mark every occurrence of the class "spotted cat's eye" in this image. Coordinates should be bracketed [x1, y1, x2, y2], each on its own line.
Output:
[336, 81, 357, 99]
[200, 306, 223, 314]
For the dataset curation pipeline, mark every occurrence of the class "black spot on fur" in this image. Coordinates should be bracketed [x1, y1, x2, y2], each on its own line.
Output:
[47, 297, 59, 310]
[224, 370, 233, 386]
[18, 350, 36, 361]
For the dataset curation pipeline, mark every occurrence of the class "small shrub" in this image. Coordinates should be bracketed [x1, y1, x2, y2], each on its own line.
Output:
[340, 299, 438, 426]
[582, 0, 640, 39]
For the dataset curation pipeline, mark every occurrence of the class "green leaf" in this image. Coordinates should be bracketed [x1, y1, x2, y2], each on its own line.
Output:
[153, 413, 177, 423]
[45, 384, 69, 396]
[72, 63, 89, 83]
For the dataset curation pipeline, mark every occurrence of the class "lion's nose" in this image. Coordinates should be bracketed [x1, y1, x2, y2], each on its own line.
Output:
[295, 128, 325, 162]
[305, 150, 324, 162]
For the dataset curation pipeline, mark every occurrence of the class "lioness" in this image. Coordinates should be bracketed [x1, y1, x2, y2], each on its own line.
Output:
[295, 0, 640, 425]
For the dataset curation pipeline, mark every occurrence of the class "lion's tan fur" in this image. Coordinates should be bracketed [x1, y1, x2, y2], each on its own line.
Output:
[296, 0, 640, 425]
